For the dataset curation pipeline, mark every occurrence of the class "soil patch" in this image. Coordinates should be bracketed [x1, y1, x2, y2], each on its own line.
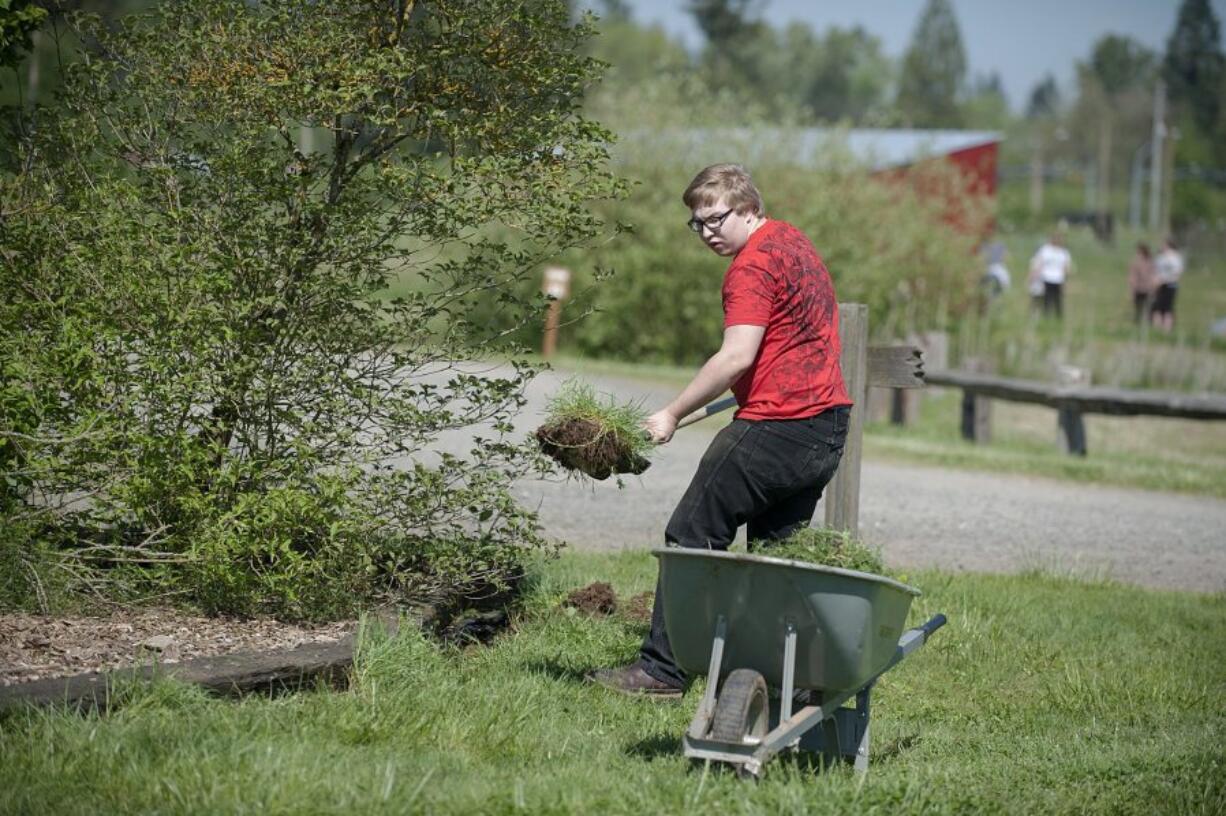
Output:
[0, 609, 353, 687]
[535, 418, 650, 481]
[561, 582, 618, 616]
[620, 591, 654, 625]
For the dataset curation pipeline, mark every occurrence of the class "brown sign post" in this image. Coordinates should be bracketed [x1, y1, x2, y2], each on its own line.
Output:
[541, 266, 571, 359]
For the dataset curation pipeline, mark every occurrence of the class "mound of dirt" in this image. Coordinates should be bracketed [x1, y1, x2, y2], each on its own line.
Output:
[535, 418, 650, 481]
[620, 591, 654, 625]
[562, 582, 618, 616]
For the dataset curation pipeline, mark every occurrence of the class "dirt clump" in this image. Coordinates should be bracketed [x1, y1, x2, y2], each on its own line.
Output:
[535, 418, 650, 481]
[561, 582, 618, 616]
[620, 592, 654, 625]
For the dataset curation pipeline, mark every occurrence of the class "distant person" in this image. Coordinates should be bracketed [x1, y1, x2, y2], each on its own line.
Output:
[1151, 237, 1184, 332]
[1027, 256, 1045, 314]
[1127, 242, 1155, 324]
[981, 240, 1010, 300]
[1030, 231, 1072, 319]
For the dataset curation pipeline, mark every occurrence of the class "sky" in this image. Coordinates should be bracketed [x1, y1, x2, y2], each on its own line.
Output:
[603, 0, 1226, 111]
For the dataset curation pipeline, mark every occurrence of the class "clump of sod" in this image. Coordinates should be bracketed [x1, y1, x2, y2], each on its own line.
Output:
[762, 526, 886, 575]
[535, 380, 654, 481]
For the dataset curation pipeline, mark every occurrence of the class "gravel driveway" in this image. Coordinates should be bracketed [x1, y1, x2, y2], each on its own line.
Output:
[508, 367, 1226, 594]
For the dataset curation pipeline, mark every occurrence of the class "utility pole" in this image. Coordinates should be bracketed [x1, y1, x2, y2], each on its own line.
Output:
[1083, 161, 1097, 211]
[1161, 127, 1177, 238]
[1096, 117, 1112, 232]
[1148, 81, 1166, 231]
[1129, 141, 1150, 230]
[1029, 143, 1044, 216]
[1029, 126, 1045, 217]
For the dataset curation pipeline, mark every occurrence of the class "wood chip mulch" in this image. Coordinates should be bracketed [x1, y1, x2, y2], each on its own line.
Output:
[0, 609, 355, 687]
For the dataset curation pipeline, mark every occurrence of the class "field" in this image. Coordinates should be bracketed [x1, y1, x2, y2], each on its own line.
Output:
[957, 221, 1226, 392]
[3, 551, 1224, 815]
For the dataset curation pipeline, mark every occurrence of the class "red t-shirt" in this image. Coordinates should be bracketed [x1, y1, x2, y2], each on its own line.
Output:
[722, 220, 851, 420]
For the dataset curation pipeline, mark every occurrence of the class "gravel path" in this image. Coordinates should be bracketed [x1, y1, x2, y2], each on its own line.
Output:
[507, 367, 1226, 594]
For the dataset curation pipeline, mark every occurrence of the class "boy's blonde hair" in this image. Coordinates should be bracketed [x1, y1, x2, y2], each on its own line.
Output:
[682, 163, 765, 216]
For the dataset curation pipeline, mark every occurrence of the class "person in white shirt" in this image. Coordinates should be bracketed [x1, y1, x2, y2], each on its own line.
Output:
[1151, 237, 1184, 332]
[1029, 232, 1073, 319]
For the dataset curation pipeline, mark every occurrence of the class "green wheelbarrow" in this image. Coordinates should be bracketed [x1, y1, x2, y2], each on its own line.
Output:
[654, 547, 946, 779]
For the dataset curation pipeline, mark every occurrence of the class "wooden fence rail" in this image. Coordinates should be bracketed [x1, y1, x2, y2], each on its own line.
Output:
[924, 368, 1226, 455]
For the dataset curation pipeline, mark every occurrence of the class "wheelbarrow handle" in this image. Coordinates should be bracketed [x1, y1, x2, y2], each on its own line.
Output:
[919, 613, 947, 638]
[641, 397, 737, 443]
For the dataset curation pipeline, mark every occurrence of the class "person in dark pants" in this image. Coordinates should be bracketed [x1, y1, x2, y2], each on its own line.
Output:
[1151, 237, 1184, 332]
[588, 164, 852, 697]
[1029, 231, 1072, 319]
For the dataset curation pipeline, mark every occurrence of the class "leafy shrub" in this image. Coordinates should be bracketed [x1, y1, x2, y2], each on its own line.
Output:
[0, 1, 620, 619]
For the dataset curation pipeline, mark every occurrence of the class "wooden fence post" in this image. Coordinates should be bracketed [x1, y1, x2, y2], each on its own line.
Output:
[959, 357, 993, 443]
[888, 331, 943, 426]
[1055, 365, 1089, 455]
[825, 303, 868, 535]
[866, 332, 939, 427]
[918, 331, 949, 397]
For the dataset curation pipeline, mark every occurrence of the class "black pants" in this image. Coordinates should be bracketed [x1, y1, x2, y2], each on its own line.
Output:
[1151, 283, 1177, 319]
[638, 406, 850, 687]
[1043, 282, 1063, 318]
[1133, 292, 1150, 324]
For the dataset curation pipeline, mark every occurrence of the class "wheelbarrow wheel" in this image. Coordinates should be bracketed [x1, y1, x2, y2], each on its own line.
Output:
[710, 669, 769, 745]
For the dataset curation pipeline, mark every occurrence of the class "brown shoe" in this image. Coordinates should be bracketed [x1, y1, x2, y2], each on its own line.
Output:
[587, 663, 683, 699]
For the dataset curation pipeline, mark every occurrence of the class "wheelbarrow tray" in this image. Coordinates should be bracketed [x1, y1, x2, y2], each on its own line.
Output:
[654, 547, 920, 695]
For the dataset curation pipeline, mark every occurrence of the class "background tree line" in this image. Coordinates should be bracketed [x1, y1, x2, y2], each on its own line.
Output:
[7, 0, 1224, 230]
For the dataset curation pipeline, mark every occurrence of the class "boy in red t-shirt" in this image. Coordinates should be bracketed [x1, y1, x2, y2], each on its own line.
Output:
[590, 164, 852, 697]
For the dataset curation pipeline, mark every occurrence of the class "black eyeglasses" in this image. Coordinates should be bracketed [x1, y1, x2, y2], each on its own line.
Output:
[687, 208, 735, 234]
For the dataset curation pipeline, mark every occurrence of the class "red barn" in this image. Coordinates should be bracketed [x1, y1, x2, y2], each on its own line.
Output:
[836, 129, 1001, 197]
[844, 129, 1001, 233]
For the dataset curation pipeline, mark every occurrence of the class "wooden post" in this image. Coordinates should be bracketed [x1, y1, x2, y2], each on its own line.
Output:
[1055, 365, 1089, 455]
[880, 332, 948, 426]
[541, 301, 561, 359]
[919, 332, 949, 396]
[540, 267, 571, 359]
[889, 388, 910, 425]
[960, 357, 993, 443]
[825, 303, 868, 535]
[865, 386, 891, 424]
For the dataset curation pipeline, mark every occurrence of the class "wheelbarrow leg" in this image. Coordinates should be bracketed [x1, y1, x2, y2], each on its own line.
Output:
[799, 684, 872, 771]
[852, 687, 871, 773]
[686, 615, 727, 740]
[779, 620, 798, 724]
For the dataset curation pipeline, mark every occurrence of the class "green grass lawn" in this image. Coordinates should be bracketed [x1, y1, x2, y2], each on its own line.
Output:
[3, 551, 1224, 815]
